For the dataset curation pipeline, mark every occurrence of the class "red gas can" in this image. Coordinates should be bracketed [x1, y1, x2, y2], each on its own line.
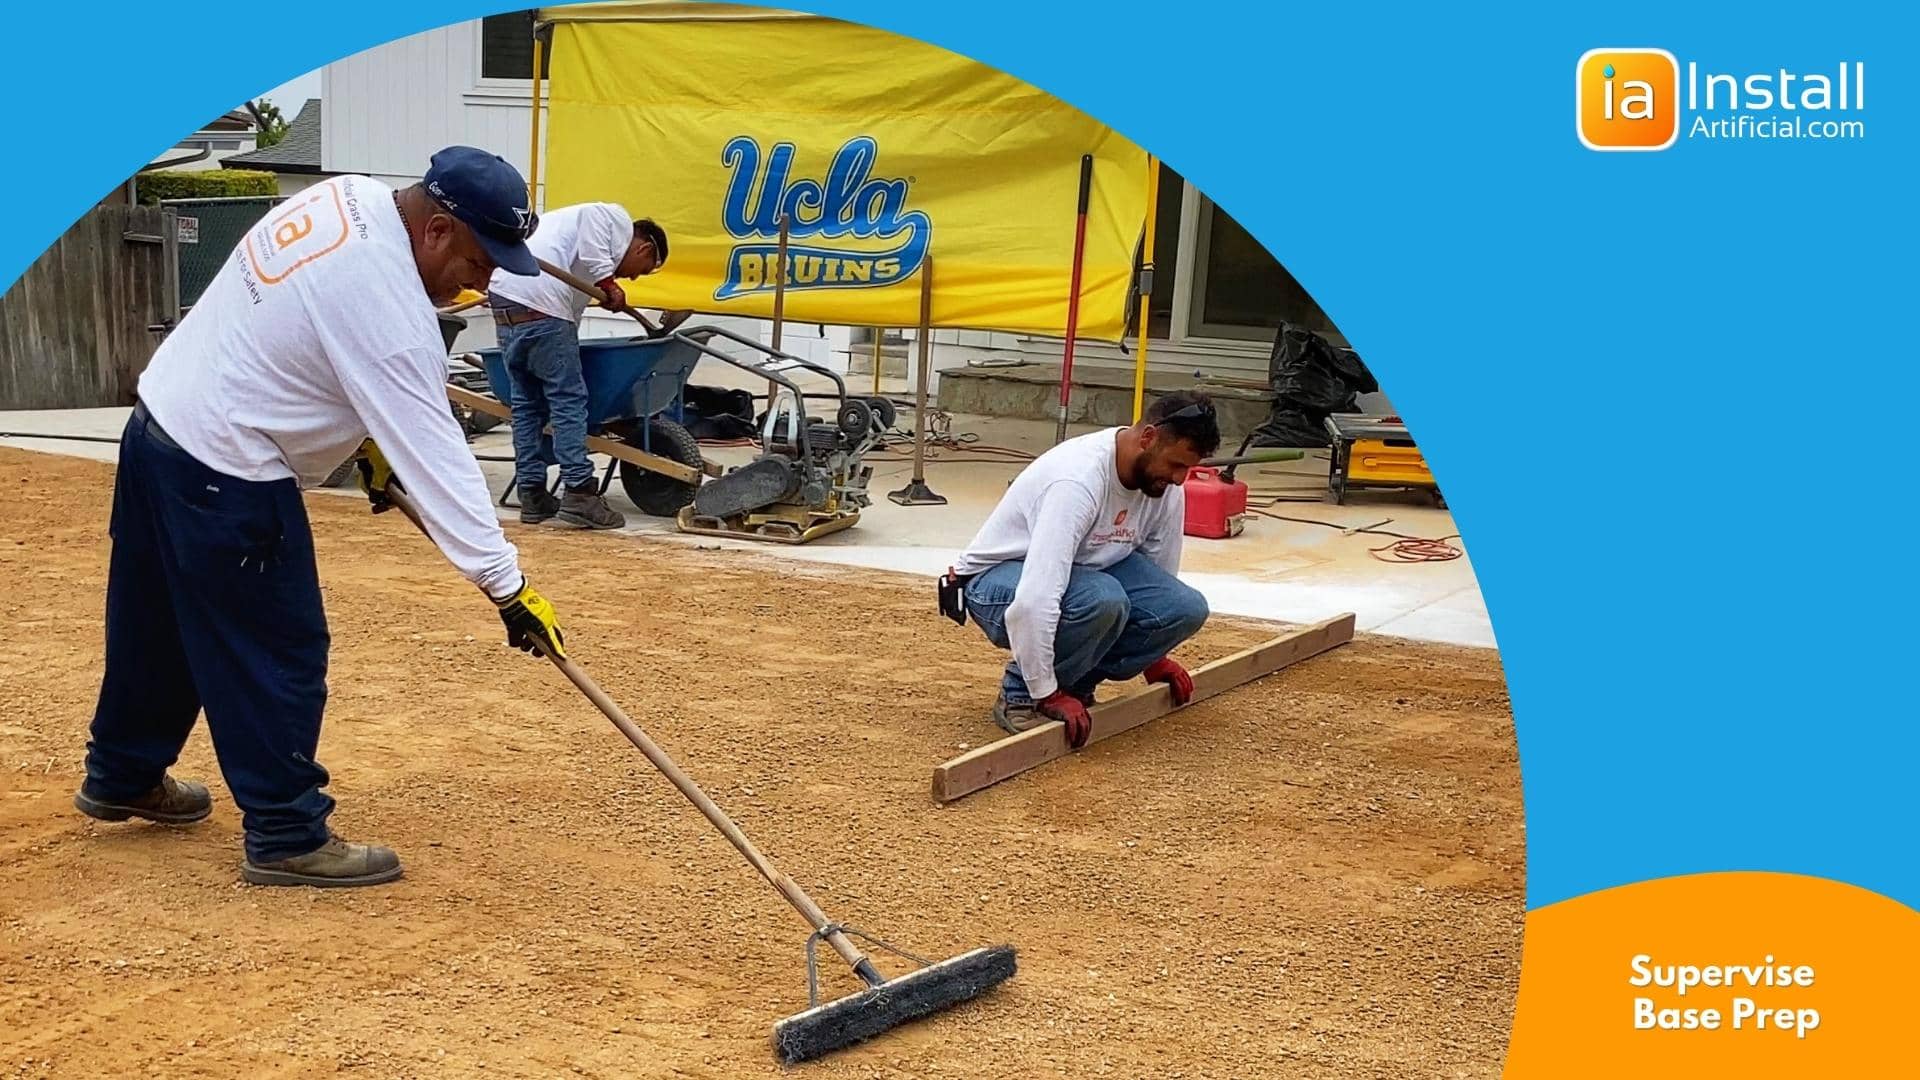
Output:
[1182, 466, 1248, 539]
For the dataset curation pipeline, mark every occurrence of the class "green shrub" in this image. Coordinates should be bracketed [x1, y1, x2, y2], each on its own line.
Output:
[137, 169, 278, 204]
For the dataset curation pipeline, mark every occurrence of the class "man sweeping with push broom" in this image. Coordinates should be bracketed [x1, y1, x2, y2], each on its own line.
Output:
[75, 148, 1015, 1053]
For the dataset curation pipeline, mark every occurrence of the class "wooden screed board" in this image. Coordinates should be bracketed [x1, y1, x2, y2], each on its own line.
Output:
[931, 613, 1357, 803]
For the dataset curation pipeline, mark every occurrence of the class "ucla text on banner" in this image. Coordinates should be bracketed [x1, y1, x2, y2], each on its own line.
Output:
[539, 2, 1148, 338]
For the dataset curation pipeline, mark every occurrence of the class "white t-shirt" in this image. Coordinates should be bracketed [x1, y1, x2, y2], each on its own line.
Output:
[485, 202, 633, 322]
[137, 175, 522, 599]
[952, 428, 1185, 699]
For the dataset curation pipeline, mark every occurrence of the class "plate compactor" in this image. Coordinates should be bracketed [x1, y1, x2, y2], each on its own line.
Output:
[672, 326, 895, 544]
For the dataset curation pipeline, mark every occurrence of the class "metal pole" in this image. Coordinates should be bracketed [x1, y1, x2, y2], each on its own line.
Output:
[1056, 154, 1094, 444]
[160, 206, 181, 323]
[1132, 156, 1159, 423]
[526, 28, 546, 207]
[769, 213, 789, 408]
[887, 256, 946, 506]
[912, 265, 932, 487]
[871, 326, 883, 396]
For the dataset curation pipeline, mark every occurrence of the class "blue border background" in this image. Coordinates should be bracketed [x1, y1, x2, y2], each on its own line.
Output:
[5, 1, 1915, 910]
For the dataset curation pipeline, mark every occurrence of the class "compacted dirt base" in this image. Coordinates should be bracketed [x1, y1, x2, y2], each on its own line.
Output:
[0, 448, 1522, 1079]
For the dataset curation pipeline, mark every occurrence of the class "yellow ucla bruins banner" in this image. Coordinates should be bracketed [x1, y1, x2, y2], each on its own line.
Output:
[539, 3, 1148, 338]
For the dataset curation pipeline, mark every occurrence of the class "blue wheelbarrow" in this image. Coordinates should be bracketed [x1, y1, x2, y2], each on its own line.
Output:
[449, 332, 711, 517]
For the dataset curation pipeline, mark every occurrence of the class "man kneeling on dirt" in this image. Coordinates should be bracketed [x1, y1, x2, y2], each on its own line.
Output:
[487, 207, 686, 530]
[74, 147, 567, 888]
[951, 392, 1221, 748]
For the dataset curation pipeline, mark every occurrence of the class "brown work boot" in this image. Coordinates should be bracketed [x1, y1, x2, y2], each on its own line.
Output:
[241, 834, 403, 888]
[518, 485, 560, 524]
[556, 484, 626, 530]
[73, 774, 211, 825]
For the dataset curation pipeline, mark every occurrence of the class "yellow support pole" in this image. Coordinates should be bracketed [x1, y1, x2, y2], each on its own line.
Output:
[1132, 157, 1159, 423]
[526, 30, 546, 206]
[871, 327, 883, 395]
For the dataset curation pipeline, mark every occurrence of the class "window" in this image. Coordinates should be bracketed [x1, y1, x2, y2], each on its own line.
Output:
[1141, 162, 1183, 339]
[1188, 196, 1337, 341]
[1140, 163, 1339, 346]
[480, 10, 551, 80]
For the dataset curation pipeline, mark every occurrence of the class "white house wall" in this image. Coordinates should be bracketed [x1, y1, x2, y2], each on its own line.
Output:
[322, 22, 546, 199]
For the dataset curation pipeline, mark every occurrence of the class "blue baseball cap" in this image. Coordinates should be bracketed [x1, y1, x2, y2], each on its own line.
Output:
[422, 146, 540, 276]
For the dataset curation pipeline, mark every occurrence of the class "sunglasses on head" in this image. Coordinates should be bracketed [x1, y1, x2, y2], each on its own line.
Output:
[1158, 401, 1216, 422]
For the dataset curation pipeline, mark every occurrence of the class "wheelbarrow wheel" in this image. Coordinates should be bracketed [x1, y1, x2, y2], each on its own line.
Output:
[619, 418, 703, 517]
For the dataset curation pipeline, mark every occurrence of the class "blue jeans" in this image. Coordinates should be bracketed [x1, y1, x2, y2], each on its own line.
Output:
[84, 408, 335, 863]
[498, 316, 594, 491]
[964, 552, 1210, 706]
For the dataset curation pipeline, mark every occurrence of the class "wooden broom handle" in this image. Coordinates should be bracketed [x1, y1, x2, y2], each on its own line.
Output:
[380, 485, 873, 979]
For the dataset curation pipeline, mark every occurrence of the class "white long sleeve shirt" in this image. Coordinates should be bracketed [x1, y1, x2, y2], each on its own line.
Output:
[485, 202, 633, 323]
[137, 174, 523, 598]
[952, 428, 1185, 699]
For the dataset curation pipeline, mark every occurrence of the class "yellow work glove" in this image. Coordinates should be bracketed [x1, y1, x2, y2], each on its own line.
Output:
[353, 439, 397, 514]
[494, 578, 566, 659]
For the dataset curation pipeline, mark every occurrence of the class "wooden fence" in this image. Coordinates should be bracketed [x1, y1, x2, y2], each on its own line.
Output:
[0, 204, 180, 410]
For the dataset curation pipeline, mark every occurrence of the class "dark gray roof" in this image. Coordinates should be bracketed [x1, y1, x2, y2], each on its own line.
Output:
[224, 99, 323, 173]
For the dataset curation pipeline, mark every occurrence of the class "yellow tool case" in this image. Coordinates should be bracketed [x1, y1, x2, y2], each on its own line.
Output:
[1324, 415, 1444, 507]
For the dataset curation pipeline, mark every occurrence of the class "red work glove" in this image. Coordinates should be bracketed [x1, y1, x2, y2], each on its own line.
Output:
[1143, 658, 1194, 706]
[1037, 690, 1092, 750]
[595, 277, 630, 313]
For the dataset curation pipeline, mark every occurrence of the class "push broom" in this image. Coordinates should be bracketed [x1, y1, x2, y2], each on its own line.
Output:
[382, 485, 1015, 1062]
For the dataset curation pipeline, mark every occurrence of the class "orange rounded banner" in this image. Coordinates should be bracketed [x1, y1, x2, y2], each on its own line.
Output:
[1506, 871, 1918, 1076]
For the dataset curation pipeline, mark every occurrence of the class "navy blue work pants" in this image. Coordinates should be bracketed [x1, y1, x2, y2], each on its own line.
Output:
[83, 406, 334, 863]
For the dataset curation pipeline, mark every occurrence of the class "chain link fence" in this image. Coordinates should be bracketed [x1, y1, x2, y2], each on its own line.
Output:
[162, 196, 285, 308]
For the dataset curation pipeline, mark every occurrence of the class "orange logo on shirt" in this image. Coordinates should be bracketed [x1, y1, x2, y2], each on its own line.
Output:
[246, 184, 351, 285]
[1090, 506, 1137, 548]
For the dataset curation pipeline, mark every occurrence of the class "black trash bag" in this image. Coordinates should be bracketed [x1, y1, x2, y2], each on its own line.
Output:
[1247, 405, 1336, 449]
[679, 384, 757, 441]
[1245, 323, 1378, 449]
